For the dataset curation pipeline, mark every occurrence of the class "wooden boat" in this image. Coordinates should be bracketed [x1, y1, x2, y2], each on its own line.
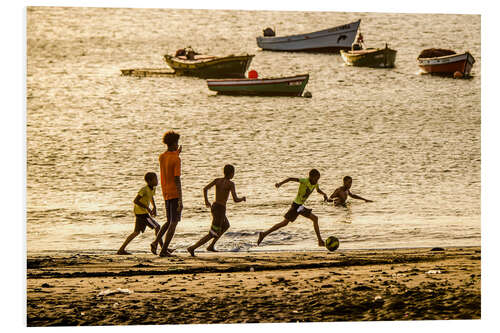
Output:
[256, 20, 361, 52]
[340, 44, 397, 68]
[417, 49, 475, 77]
[164, 50, 254, 78]
[206, 74, 309, 96]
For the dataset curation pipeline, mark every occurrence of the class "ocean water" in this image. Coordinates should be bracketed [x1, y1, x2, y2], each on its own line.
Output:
[26, 7, 481, 255]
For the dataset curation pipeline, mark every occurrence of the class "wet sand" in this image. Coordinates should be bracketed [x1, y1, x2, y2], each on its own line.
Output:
[27, 247, 480, 326]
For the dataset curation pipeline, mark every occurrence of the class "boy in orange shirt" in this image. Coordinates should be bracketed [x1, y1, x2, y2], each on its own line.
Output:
[150, 131, 183, 257]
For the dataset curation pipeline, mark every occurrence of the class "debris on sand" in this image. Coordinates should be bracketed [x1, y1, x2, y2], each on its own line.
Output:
[98, 288, 134, 296]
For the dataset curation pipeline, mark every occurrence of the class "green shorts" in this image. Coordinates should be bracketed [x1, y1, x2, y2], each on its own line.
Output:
[209, 203, 230, 236]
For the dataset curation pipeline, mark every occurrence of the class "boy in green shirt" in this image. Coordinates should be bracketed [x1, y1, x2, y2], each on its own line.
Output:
[117, 172, 163, 255]
[257, 169, 328, 247]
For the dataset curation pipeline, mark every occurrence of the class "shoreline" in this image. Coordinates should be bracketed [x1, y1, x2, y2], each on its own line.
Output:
[27, 247, 481, 325]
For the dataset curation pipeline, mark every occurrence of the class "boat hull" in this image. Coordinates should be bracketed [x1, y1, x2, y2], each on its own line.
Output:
[340, 47, 397, 68]
[207, 74, 309, 96]
[256, 20, 360, 52]
[417, 52, 475, 76]
[164, 54, 254, 78]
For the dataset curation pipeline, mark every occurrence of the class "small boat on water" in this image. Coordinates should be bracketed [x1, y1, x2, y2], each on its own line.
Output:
[256, 20, 361, 52]
[340, 44, 397, 68]
[206, 73, 309, 96]
[417, 48, 475, 77]
[164, 48, 254, 78]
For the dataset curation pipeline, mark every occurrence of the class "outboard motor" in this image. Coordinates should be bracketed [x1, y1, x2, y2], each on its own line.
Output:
[263, 27, 275, 37]
[352, 43, 362, 51]
[175, 48, 186, 57]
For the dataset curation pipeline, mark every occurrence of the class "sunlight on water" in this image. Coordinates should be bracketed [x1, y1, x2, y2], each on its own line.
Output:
[27, 7, 480, 254]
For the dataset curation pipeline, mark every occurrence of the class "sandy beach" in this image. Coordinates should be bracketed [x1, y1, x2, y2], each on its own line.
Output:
[26, 247, 480, 326]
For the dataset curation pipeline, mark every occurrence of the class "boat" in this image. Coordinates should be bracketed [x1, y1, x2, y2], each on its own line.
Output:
[256, 20, 361, 52]
[164, 48, 254, 78]
[340, 44, 397, 68]
[120, 68, 175, 77]
[417, 48, 475, 77]
[206, 74, 309, 96]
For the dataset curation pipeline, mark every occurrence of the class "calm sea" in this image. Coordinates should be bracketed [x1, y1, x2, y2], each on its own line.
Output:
[26, 7, 480, 255]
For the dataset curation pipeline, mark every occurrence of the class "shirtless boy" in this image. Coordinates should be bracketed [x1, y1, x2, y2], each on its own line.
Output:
[187, 164, 246, 256]
[328, 176, 373, 207]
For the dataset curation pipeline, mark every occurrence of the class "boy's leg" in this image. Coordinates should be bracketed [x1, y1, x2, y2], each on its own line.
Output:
[150, 221, 169, 254]
[153, 226, 164, 246]
[117, 231, 139, 254]
[159, 220, 179, 257]
[257, 219, 289, 245]
[187, 233, 215, 257]
[307, 213, 325, 246]
[207, 218, 229, 252]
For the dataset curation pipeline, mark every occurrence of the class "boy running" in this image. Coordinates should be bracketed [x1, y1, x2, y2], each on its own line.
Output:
[328, 176, 373, 207]
[257, 169, 328, 247]
[117, 172, 162, 255]
[187, 164, 246, 257]
[150, 131, 183, 257]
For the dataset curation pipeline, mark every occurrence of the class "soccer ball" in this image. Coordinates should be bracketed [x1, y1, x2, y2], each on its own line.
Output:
[325, 236, 340, 252]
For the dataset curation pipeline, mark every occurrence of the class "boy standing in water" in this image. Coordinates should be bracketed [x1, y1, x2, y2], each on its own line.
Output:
[328, 176, 373, 207]
[187, 164, 246, 257]
[257, 169, 328, 247]
[150, 131, 183, 257]
[117, 172, 162, 255]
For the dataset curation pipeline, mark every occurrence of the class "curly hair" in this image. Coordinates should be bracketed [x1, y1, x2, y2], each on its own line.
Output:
[162, 131, 180, 147]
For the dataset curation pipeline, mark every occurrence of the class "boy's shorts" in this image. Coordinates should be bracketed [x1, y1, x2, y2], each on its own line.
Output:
[284, 202, 312, 222]
[134, 214, 160, 233]
[165, 198, 182, 223]
[209, 203, 230, 237]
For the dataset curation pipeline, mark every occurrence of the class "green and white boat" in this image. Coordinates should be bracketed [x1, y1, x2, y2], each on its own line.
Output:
[340, 44, 397, 68]
[206, 74, 309, 96]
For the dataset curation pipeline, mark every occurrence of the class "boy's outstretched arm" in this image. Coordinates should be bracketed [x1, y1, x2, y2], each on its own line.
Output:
[329, 188, 341, 200]
[275, 177, 299, 188]
[316, 186, 329, 202]
[203, 179, 217, 208]
[348, 191, 373, 202]
[230, 182, 246, 203]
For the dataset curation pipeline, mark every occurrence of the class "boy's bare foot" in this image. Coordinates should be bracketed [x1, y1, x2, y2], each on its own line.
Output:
[158, 248, 176, 257]
[150, 243, 157, 255]
[159, 251, 175, 257]
[187, 247, 196, 257]
[117, 250, 131, 255]
[257, 232, 264, 246]
[206, 246, 218, 252]
[318, 240, 325, 247]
